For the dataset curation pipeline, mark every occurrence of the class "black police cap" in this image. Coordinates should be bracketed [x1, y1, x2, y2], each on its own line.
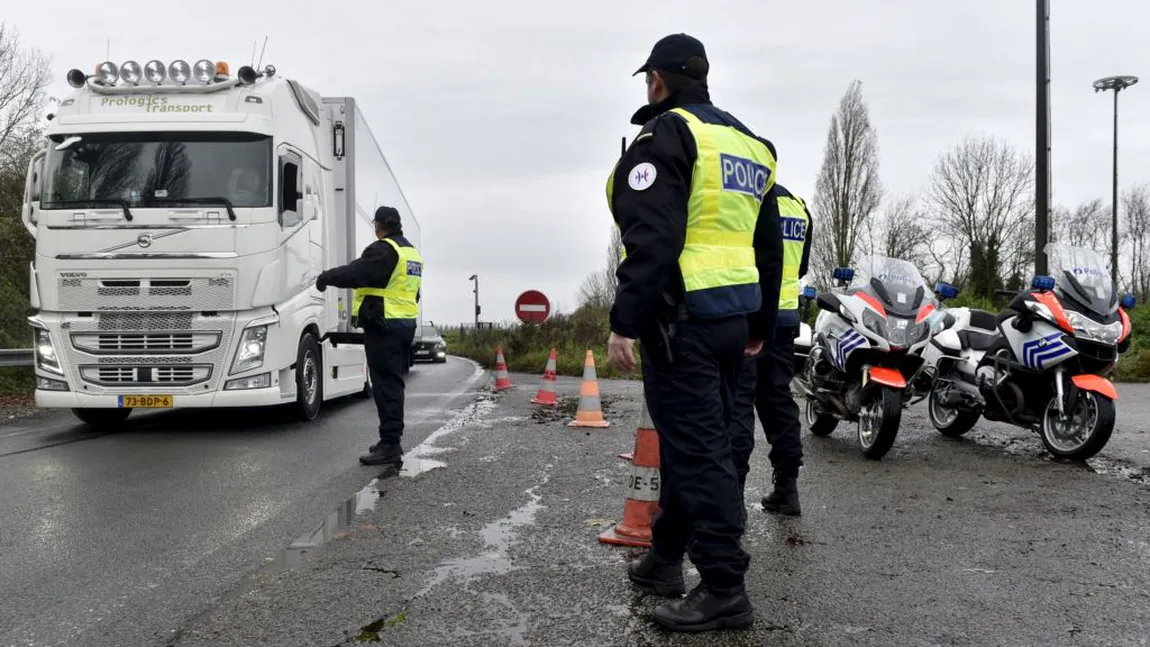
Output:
[633, 33, 709, 79]
[374, 206, 401, 226]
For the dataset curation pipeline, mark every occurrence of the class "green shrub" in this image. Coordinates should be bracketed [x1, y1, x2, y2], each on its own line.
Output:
[443, 306, 642, 380]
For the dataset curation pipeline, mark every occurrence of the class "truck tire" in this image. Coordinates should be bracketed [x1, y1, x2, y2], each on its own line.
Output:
[72, 408, 132, 430]
[293, 333, 322, 421]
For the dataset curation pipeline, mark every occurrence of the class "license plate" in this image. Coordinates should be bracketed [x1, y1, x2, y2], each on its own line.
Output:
[118, 395, 173, 408]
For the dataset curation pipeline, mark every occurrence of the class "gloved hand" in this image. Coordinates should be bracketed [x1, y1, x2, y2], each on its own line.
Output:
[315, 273, 327, 292]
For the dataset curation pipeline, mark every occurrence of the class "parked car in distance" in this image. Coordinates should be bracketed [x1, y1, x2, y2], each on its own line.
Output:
[413, 323, 447, 363]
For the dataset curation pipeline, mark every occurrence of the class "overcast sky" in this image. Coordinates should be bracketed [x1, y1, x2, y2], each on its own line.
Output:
[7, 0, 1149, 327]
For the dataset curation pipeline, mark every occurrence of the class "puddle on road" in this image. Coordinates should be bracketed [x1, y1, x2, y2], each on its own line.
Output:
[417, 482, 547, 595]
[264, 477, 386, 572]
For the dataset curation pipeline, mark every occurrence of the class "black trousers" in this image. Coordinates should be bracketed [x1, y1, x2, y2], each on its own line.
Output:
[364, 325, 415, 446]
[730, 324, 804, 492]
[640, 315, 749, 595]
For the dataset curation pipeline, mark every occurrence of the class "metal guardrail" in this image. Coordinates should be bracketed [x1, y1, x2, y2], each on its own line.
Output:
[0, 349, 34, 368]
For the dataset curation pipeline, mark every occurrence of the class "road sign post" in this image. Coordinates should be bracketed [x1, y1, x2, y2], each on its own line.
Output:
[515, 290, 551, 324]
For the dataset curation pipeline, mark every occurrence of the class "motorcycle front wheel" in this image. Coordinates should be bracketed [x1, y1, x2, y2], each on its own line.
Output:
[1040, 390, 1115, 461]
[857, 386, 902, 460]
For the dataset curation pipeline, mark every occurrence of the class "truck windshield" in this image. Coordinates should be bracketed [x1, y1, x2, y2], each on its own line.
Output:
[40, 131, 273, 210]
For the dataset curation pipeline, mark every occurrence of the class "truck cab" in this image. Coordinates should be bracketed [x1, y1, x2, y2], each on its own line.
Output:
[20, 58, 414, 427]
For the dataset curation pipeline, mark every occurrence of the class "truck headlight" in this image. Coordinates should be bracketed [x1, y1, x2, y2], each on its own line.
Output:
[34, 327, 63, 375]
[231, 324, 268, 374]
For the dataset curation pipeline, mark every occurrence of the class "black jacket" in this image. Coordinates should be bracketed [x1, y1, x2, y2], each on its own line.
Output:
[607, 85, 783, 343]
[317, 232, 420, 326]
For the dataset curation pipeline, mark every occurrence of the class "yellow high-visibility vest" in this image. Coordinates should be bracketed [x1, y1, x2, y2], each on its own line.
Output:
[778, 193, 810, 311]
[351, 237, 422, 327]
[606, 105, 777, 318]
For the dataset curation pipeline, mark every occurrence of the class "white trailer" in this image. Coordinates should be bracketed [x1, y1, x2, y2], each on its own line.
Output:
[18, 58, 421, 428]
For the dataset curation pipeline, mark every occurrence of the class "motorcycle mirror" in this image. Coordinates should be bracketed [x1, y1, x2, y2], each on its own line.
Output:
[1121, 293, 1136, 309]
[815, 292, 839, 314]
[934, 281, 959, 301]
[832, 267, 855, 284]
[1031, 275, 1056, 291]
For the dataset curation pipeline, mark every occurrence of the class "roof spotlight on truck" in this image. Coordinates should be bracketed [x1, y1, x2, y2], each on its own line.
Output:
[96, 61, 118, 85]
[120, 61, 143, 85]
[144, 60, 166, 84]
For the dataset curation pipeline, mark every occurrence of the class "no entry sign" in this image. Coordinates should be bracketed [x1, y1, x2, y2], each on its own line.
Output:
[515, 290, 551, 324]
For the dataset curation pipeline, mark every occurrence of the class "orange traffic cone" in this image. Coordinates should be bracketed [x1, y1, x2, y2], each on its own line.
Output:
[531, 348, 559, 406]
[568, 350, 610, 428]
[493, 345, 513, 391]
[599, 394, 660, 547]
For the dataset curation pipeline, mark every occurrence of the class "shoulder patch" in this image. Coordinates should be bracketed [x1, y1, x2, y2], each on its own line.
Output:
[627, 162, 657, 191]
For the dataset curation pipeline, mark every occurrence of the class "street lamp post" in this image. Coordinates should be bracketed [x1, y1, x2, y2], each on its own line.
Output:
[1093, 75, 1139, 285]
[468, 274, 480, 330]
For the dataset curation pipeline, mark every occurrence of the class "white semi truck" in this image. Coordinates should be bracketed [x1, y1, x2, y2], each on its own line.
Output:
[18, 57, 422, 427]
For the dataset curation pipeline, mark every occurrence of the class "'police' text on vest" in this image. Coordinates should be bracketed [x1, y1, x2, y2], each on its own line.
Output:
[720, 153, 771, 201]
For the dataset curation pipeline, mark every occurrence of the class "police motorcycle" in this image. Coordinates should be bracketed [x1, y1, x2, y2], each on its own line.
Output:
[797, 255, 949, 459]
[921, 243, 1134, 461]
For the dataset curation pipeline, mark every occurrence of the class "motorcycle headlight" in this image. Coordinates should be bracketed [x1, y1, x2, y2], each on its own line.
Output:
[862, 309, 888, 339]
[231, 324, 268, 374]
[1066, 311, 1121, 346]
[887, 317, 913, 348]
[33, 326, 63, 375]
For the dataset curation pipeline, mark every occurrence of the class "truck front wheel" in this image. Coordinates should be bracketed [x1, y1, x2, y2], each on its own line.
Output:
[293, 333, 322, 421]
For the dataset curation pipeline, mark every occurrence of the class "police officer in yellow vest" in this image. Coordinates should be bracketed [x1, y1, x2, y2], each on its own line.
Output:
[315, 206, 422, 466]
[729, 183, 813, 517]
[605, 33, 782, 632]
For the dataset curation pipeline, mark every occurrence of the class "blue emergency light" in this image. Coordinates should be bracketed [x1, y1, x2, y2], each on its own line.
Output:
[1121, 294, 1137, 309]
[1031, 275, 1056, 291]
[802, 286, 817, 299]
[832, 267, 855, 283]
[935, 282, 959, 300]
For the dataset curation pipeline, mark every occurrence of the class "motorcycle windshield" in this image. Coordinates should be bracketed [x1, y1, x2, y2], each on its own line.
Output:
[849, 255, 935, 318]
[1045, 243, 1116, 317]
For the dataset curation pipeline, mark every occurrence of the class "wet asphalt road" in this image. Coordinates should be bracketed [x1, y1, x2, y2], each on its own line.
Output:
[169, 374, 1150, 647]
[0, 357, 485, 647]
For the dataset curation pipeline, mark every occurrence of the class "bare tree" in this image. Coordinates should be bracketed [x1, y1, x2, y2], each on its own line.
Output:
[0, 23, 50, 347]
[811, 80, 883, 280]
[0, 22, 51, 175]
[928, 136, 1035, 299]
[864, 193, 929, 267]
[577, 227, 623, 309]
[1052, 198, 1109, 253]
[1123, 184, 1150, 301]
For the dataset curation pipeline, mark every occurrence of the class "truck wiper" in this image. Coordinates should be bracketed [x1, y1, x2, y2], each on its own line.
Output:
[46, 199, 133, 222]
[149, 197, 237, 221]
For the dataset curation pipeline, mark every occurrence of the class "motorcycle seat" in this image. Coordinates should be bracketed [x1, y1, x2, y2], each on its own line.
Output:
[967, 309, 998, 332]
[958, 329, 998, 351]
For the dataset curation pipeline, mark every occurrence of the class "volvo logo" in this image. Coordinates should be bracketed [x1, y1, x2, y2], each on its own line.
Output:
[137, 233, 153, 248]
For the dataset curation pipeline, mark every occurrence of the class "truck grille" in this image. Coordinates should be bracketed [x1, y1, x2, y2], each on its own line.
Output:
[80, 365, 212, 386]
[71, 332, 221, 355]
[57, 276, 235, 312]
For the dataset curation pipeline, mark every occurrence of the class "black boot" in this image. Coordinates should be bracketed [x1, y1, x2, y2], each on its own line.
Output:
[761, 470, 801, 516]
[359, 442, 402, 466]
[627, 551, 685, 598]
[651, 583, 754, 632]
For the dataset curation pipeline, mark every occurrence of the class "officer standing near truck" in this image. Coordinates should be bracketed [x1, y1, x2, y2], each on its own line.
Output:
[729, 183, 813, 516]
[315, 206, 422, 467]
[605, 33, 781, 632]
